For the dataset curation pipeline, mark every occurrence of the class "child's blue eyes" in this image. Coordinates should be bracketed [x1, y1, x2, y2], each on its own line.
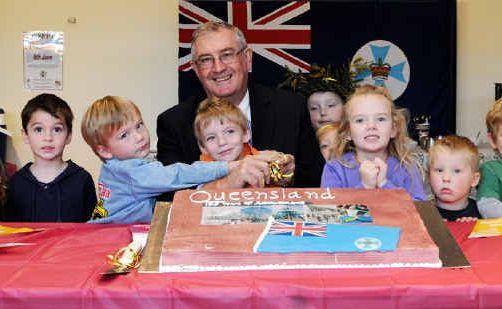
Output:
[433, 168, 464, 174]
[351, 116, 389, 124]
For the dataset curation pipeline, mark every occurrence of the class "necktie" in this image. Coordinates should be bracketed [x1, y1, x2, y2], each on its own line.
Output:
[247, 119, 253, 146]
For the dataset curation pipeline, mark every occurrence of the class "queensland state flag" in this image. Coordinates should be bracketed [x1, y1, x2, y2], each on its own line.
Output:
[253, 219, 400, 253]
[178, 0, 456, 137]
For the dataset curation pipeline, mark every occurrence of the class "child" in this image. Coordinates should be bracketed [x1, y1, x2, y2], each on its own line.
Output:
[193, 97, 294, 186]
[477, 98, 502, 218]
[81, 96, 271, 224]
[429, 135, 481, 221]
[316, 123, 339, 161]
[278, 64, 348, 131]
[308, 91, 344, 131]
[194, 97, 258, 162]
[320, 85, 426, 201]
[5, 93, 97, 222]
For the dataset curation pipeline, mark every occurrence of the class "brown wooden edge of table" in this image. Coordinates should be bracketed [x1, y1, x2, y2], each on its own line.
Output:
[139, 200, 469, 272]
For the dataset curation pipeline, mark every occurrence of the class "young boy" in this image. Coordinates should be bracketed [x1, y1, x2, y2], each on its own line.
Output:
[193, 98, 294, 186]
[194, 97, 258, 162]
[81, 96, 272, 224]
[428, 135, 481, 221]
[477, 99, 502, 218]
[307, 91, 344, 131]
[5, 93, 97, 222]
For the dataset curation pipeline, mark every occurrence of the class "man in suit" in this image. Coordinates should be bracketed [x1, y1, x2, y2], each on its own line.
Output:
[157, 21, 324, 190]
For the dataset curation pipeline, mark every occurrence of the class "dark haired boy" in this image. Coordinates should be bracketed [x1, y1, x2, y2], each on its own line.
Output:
[5, 93, 97, 222]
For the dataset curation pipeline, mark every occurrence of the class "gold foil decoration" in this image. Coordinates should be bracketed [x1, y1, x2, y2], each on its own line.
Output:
[0, 225, 44, 235]
[268, 154, 294, 187]
[104, 240, 144, 274]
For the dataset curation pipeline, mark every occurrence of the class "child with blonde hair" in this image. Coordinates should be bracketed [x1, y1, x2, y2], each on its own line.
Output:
[194, 97, 294, 186]
[82, 96, 273, 223]
[429, 135, 481, 221]
[321, 85, 426, 200]
[194, 97, 257, 161]
[316, 123, 339, 161]
[477, 98, 502, 218]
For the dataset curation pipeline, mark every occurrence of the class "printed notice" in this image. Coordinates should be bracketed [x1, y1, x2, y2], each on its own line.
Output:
[23, 31, 63, 90]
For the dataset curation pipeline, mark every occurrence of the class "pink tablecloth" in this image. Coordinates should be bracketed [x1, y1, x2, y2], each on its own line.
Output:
[0, 221, 501, 308]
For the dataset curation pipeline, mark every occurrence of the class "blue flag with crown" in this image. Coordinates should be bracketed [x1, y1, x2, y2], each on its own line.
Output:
[178, 0, 456, 137]
[254, 219, 400, 253]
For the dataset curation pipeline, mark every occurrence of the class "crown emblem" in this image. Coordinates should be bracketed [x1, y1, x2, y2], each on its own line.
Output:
[370, 57, 391, 80]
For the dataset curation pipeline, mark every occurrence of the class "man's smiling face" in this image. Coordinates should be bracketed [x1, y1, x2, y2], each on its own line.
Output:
[191, 28, 252, 105]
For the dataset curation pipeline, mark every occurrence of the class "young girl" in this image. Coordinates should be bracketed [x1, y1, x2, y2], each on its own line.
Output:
[316, 123, 339, 161]
[320, 85, 426, 201]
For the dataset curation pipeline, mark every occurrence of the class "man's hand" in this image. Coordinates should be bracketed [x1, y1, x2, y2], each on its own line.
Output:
[279, 153, 295, 176]
[253, 151, 295, 186]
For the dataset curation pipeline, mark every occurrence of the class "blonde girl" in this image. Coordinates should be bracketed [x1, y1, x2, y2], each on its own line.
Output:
[316, 123, 339, 161]
[320, 85, 426, 200]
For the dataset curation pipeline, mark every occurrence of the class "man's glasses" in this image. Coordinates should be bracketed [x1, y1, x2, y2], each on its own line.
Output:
[194, 46, 247, 69]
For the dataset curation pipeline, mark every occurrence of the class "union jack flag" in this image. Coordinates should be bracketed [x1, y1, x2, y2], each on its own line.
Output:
[178, 0, 311, 72]
[269, 221, 326, 237]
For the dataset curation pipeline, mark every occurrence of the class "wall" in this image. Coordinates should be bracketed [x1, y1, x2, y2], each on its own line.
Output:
[457, 0, 502, 143]
[0, 0, 499, 182]
[0, 0, 179, 180]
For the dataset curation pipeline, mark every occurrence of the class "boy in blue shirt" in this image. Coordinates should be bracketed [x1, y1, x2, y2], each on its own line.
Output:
[6, 93, 97, 222]
[81, 96, 271, 223]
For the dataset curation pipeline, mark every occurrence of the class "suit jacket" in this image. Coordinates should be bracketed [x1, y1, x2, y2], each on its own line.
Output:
[156, 80, 324, 190]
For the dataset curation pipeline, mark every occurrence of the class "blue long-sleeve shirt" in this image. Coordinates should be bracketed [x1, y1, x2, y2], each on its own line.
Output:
[321, 152, 426, 201]
[89, 158, 228, 224]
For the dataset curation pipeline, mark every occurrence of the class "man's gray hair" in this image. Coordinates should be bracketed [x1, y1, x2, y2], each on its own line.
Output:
[191, 21, 248, 59]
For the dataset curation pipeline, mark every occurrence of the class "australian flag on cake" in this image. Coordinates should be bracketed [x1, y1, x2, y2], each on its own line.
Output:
[178, 0, 456, 137]
[254, 219, 400, 253]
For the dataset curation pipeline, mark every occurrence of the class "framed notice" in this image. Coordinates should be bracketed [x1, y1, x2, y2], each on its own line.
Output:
[23, 31, 63, 90]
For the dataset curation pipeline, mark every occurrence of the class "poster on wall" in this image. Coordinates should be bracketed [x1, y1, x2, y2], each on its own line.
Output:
[23, 31, 63, 90]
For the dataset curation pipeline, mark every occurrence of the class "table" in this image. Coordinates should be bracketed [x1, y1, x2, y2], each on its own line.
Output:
[1, 221, 502, 308]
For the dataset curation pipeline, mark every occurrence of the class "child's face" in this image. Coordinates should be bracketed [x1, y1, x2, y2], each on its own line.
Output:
[319, 130, 337, 161]
[347, 94, 396, 160]
[199, 118, 250, 161]
[97, 115, 150, 160]
[488, 125, 502, 153]
[429, 149, 480, 210]
[22, 110, 71, 162]
[308, 91, 343, 130]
